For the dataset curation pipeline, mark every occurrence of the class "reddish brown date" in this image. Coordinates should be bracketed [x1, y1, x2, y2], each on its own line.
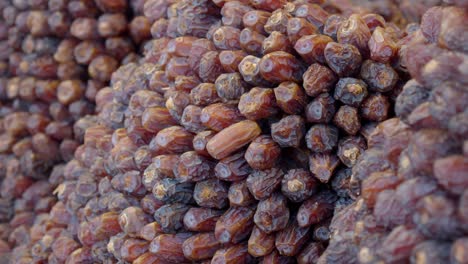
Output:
[228, 181, 256, 207]
[183, 207, 223, 232]
[212, 244, 252, 264]
[245, 135, 281, 170]
[238, 88, 278, 120]
[247, 168, 284, 200]
[215, 151, 252, 182]
[248, 226, 276, 257]
[275, 220, 311, 256]
[297, 190, 338, 227]
[206, 120, 261, 160]
[182, 232, 221, 261]
[215, 206, 255, 244]
[254, 193, 290, 234]
[273, 82, 307, 115]
[259, 51, 303, 83]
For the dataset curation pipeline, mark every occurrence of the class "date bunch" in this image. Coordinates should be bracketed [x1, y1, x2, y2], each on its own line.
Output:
[319, 4, 468, 264]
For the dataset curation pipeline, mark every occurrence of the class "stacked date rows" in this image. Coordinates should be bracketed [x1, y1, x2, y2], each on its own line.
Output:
[40, 0, 424, 263]
[318, 5, 468, 264]
[0, 0, 151, 262]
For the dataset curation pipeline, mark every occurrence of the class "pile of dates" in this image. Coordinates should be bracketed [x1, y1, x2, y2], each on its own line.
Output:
[0, 0, 466, 263]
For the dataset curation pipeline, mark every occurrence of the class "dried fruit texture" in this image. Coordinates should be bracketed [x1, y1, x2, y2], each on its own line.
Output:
[191, 83, 221, 106]
[245, 135, 281, 170]
[248, 226, 275, 257]
[212, 244, 252, 264]
[240, 28, 265, 55]
[271, 115, 306, 148]
[334, 78, 368, 107]
[337, 14, 371, 57]
[436, 7, 468, 53]
[247, 168, 284, 200]
[305, 93, 335, 124]
[434, 155, 468, 195]
[297, 191, 337, 227]
[275, 220, 310, 256]
[337, 136, 367, 167]
[309, 153, 341, 183]
[451, 238, 468, 264]
[221, 2, 253, 28]
[360, 60, 399, 92]
[183, 208, 223, 232]
[297, 242, 324, 264]
[273, 82, 307, 115]
[201, 103, 244, 132]
[238, 55, 271, 87]
[295, 34, 333, 64]
[414, 193, 463, 239]
[264, 9, 291, 34]
[315, 5, 468, 264]
[180, 105, 204, 133]
[295, 3, 329, 27]
[215, 206, 255, 244]
[204, 117, 262, 155]
[154, 203, 190, 233]
[152, 178, 194, 204]
[0, 0, 158, 260]
[174, 151, 215, 183]
[238, 88, 278, 120]
[215, 73, 247, 102]
[182, 232, 221, 261]
[405, 129, 458, 176]
[260, 250, 295, 264]
[334, 105, 361, 135]
[259, 51, 304, 83]
[119, 207, 152, 236]
[360, 93, 390, 122]
[194, 179, 229, 209]
[306, 124, 339, 153]
[215, 151, 252, 182]
[377, 226, 425, 263]
[302, 63, 338, 97]
[243, 10, 270, 34]
[228, 181, 256, 207]
[323, 14, 344, 40]
[369, 27, 398, 63]
[361, 170, 401, 207]
[213, 26, 241, 50]
[199, 51, 224, 83]
[324, 42, 362, 77]
[282, 169, 319, 203]
[150, 126, 194, 155]
[219, 50, 248, 73]
[410, 240, 451, 264]
[263, 31, 293, 55]
[373, 189, 410, 228]
[254, 193, 290, 234]
[149, 233, 191, 263]
[8, 2, 463, 264]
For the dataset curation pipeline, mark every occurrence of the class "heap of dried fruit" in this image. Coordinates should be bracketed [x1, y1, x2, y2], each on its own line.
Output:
[0, 0, 466, 263]
[0, 0, 149, 262]
[18, 0, 416, 263]
[319, 5, 468, 264]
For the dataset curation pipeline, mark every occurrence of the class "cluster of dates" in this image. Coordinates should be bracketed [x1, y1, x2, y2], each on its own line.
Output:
[0, 0, 466, 264]
[319, 4, 468, 264]
[0, 0, 150, 262]
[20, 0, 435, 263]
